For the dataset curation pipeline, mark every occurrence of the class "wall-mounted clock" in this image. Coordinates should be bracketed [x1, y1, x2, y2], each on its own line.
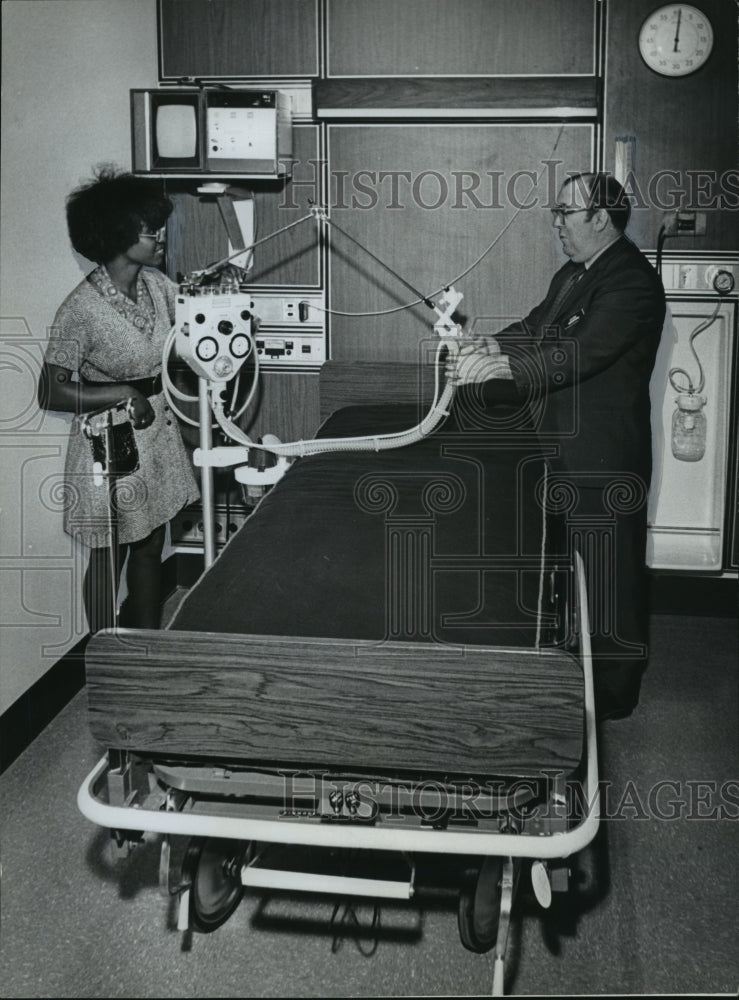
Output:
[638, 4, 714, 77]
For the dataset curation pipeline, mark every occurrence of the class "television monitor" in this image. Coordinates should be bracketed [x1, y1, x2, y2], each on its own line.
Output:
[131, 88, 292, 176]
[131, 90, 202, 172]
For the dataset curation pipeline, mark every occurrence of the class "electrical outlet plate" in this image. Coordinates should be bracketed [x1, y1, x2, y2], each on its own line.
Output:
[171, 504, 249, 550]
[663, 211, 707, 236]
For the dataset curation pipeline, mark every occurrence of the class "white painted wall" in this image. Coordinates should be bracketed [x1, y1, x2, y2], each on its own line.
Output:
[0, 0, 159, 713]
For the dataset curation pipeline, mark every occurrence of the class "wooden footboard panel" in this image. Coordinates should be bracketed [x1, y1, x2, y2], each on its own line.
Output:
[85, 629, 583, 777]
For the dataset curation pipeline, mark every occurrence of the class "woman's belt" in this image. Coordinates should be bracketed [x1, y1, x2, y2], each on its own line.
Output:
[84, 374, 163, 397]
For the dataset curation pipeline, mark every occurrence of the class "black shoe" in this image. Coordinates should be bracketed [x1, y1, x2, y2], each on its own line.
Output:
[593, 659, 643, 721]
[596, 703, 634, 722]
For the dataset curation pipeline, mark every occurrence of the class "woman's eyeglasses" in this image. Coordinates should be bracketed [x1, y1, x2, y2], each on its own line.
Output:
[138, 227, 166, 242]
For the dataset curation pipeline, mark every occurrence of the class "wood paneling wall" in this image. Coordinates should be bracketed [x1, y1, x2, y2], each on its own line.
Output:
[315, 76, 598, 113]
[327, 124, 594, 362]
[326, 0, 596, 76]
[604, 0, 737, 251]
[159, 0, 319, 79]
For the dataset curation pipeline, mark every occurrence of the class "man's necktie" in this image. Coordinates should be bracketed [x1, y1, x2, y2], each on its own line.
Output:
[540, 265, 585, 330]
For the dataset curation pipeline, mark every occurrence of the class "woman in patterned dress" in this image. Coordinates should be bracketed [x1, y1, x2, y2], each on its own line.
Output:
[38, 167, 199, 631]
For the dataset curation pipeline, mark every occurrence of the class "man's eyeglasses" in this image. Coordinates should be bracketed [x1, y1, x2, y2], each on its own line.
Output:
[138, 227, 166, 242]
[550, 207, 591, 223]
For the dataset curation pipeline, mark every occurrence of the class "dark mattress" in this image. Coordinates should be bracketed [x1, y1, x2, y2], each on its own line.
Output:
[171, 403, 551, 648]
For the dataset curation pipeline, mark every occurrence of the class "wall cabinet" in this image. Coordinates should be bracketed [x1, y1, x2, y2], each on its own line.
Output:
[325, 0, 596, 77]
[158, 0, 598, 81]
[158, 0, 320, 79]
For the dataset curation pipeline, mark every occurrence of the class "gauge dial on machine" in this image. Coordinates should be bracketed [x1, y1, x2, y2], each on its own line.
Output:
[230, 333, 251, 358]
[638, 4, 714, 77]
[195, 336, 219, 362]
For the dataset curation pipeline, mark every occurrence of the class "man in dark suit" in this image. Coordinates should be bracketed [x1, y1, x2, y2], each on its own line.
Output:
[449, 172, 666, 720]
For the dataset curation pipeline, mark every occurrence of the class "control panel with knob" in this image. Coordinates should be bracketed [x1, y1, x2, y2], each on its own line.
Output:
[175, 287, 256, 382]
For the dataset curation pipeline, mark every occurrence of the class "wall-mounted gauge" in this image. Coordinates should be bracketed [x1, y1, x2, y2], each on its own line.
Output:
[706, 266, 735, 295]
[638, 4, 714, 77]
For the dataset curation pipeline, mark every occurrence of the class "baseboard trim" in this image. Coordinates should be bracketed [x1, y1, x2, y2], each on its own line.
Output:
[0, 636, 88, 774]
[0, 555, 187, 775]
[648, 572, 738, 617]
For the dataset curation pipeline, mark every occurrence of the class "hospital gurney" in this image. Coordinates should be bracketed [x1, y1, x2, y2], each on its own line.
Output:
[77, 367, 600, 996]
[78, 555, 597, 997]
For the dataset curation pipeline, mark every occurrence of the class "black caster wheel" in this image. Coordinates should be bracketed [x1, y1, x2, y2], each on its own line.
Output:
[183, 837, 250, 933]
[457, 855, 504, 953]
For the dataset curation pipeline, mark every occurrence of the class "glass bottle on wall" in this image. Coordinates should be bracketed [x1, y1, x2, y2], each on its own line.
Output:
[671, 393, 707, 462]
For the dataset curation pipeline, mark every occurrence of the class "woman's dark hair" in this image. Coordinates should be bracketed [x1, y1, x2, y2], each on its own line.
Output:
[66, 165, 173, 264]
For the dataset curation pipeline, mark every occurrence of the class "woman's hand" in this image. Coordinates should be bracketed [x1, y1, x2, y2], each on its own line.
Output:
[126, 390, 155, 430]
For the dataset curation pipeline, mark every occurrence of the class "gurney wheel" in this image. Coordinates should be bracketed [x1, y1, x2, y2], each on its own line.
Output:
[183, 837, 249, 933]
[457, 856, 503, 953]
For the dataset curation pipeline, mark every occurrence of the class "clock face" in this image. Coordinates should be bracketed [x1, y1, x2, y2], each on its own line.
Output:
[639, 4, 714, 77]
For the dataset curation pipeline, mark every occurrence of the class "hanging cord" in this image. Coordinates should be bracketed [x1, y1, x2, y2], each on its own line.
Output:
[535, 462, 548, 651]
[655, 221, 668, 279]
[227, 343, 260, 421]
[312, 197, 527, 318]
[668, 301, 721, 395]
[312, 124, 566, 318]
[313, 204, 435, 310]
[328, 850, 381, 958]
[162, 325, 200, 427]
[330, 900, 381, 957]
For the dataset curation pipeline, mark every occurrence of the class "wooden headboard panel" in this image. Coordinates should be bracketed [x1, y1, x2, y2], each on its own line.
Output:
[318, 361, 438, 421]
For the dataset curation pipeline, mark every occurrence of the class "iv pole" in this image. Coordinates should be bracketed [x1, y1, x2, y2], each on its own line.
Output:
[198, 380, 217, 568]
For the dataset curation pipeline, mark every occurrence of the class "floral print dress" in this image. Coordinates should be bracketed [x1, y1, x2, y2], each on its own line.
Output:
[45, 266, 199, 547]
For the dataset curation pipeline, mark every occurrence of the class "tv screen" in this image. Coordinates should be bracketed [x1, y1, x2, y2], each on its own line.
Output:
[156, 104, 198, 159]
[148, 91, 201, 170]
